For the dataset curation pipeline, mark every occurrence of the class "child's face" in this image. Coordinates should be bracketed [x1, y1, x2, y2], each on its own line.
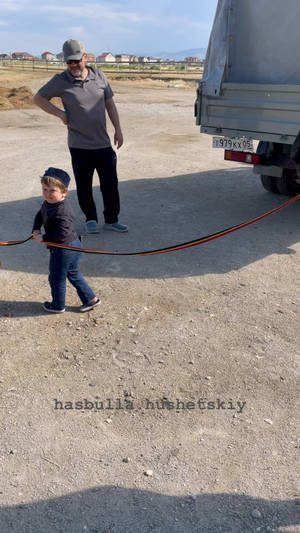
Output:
[42, 184, 67, 204]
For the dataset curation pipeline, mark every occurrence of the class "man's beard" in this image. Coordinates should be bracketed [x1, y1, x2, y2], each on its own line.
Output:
[70, 67, 83, 78]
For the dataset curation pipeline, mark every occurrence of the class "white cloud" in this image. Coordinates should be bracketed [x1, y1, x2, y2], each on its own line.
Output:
[0, 1, 217, 56]
[39, 2, 211, 35]
[40, 3, 153, 23]
[69, 26, 84, 35]
[149, 13, 212, 34]
[0, 0, 29, 11]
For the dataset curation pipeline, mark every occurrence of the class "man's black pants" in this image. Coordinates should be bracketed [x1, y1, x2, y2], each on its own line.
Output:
[70, 146, 120, 224]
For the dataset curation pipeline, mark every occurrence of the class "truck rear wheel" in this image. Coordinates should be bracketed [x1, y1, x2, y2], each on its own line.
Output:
[258, 143, 279, 193]
[275, 171, 300, 196]
[260, 175, 278, 193]
[275, 176, 290, 195]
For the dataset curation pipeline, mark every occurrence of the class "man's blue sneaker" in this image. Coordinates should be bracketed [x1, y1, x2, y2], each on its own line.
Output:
[85, 220, 99, 234]
[43, 302, 65, 314]
[103, 222, 128, 233]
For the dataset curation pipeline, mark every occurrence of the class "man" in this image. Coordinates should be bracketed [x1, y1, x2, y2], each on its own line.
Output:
[34, 39, 127, 234]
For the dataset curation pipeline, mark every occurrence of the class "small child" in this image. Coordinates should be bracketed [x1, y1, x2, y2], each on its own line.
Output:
[32, 167, 101, 313]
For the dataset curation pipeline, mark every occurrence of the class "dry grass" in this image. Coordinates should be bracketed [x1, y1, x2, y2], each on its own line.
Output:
[0, 86, 34, 110]
[0, 69, 54, 110]
[0, 69, 52, 86]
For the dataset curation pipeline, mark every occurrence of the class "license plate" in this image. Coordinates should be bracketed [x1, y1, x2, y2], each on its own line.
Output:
[212, 137, 253, 152]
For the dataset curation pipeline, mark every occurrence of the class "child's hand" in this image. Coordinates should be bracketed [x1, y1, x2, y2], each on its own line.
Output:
[32, 230, 43, 243]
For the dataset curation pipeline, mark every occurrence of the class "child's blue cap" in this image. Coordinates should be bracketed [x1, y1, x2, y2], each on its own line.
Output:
[43, 167, 71, 188]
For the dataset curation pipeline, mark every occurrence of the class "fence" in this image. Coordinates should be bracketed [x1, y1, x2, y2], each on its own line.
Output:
[0, 59, 204, 79]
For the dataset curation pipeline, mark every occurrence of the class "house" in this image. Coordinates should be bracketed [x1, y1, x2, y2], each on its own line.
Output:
[41, 51, 56, 61]
[56, 52, 64, 61]
[129, 55, 138, 63]
[115, 54, 130, 63]
[97, 52, 115, 63]
[138, 56, 148, 63]
[185, 56, 200, 63]
[0, 53, 11, 59]
[147, 57, 161, 63]
[12, 52, 36, 60]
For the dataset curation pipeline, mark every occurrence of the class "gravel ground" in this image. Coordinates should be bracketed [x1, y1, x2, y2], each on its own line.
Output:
[0, 72, 299, 533]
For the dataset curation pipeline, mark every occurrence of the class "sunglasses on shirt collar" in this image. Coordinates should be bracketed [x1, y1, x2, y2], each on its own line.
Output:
[66, 58, 83, 65]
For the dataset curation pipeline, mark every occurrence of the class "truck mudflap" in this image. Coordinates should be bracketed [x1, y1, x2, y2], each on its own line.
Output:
[194, 86, 202, 126]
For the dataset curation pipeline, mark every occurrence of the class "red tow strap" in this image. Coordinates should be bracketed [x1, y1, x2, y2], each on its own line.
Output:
[1, 194, 299, 256]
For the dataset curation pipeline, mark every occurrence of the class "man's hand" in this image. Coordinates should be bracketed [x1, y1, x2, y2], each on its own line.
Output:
[34, 93, 68, 125]
[32, 230, 43, 243]
[59, 110, 68, 125]
[106, 98, 123, 149]
[114, 129, 123, 149]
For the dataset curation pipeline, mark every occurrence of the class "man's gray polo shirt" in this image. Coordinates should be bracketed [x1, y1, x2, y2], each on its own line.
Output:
[38, 67, 114, 150]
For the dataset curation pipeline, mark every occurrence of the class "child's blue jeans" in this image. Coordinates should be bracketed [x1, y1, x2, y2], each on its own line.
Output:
[48, 238, 95, 310]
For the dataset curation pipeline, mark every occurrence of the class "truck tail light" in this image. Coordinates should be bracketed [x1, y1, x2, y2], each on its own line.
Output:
[225, 150, 260, 164]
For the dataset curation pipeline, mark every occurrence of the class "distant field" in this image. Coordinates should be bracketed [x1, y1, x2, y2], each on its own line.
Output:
[0, 67, 197, 110]
[0, 66, 202, 99]
[0, 59, 204, 81]
[0, 69, 51, 86]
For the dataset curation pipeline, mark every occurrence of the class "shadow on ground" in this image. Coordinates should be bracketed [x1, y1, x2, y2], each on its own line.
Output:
[0, 487, 298, 533]
[1, 168, 299, 279]
[0, 300, 86, 317]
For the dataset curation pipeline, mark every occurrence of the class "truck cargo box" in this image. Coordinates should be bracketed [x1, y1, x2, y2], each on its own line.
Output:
[197, 0, 300, 144]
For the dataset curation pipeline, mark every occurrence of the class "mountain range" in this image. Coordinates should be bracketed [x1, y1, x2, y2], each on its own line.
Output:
[152, 48, 207, 60]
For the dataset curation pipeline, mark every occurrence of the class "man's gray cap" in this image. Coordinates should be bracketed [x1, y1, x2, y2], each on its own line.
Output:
[63, 39, 85, 61]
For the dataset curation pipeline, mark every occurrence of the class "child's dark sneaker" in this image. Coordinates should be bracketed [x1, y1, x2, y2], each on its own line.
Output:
[80, 298, 101, 313]
[43, 302, 65, 313]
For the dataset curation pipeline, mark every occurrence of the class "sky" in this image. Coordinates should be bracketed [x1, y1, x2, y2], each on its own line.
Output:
[0, 0, 218, 57]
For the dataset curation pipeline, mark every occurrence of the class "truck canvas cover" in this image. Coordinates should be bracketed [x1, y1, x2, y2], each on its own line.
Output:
[203, 0, 300, 96]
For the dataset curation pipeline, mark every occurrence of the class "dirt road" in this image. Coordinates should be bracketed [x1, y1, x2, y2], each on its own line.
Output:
[0, 72, 299, 533]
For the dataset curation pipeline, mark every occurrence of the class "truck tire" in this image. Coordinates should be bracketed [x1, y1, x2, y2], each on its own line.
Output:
[260, 175, 278, 193]
[275, 171, 300, 196]
[289, 178, 300, 196]
[257, 143, 279, 193]
[275, 176, 290, 195]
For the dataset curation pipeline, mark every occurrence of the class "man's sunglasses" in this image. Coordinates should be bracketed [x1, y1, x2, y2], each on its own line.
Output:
[67, 59, 82, 65]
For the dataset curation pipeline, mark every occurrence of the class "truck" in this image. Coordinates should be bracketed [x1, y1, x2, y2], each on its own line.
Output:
[195, 0, 300, 195]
